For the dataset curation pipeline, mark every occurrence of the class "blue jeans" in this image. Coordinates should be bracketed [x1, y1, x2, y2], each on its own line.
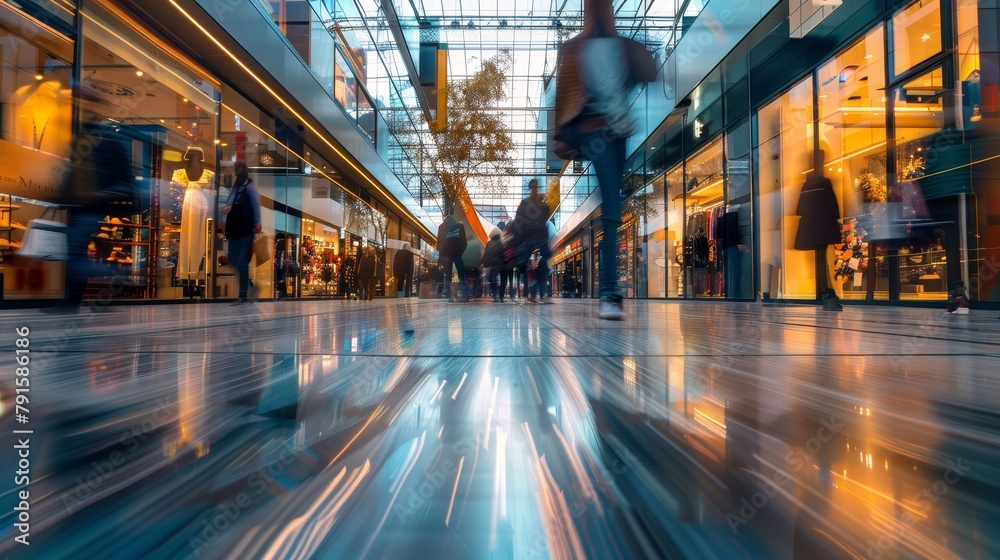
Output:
[228, 235, 253, 298]
[580, 131, 626, 298]
[63, 211, 105, 307]
[439, 255, 466, 296]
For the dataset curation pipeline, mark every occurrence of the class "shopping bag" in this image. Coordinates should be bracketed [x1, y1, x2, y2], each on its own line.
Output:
[17, 219, 68, 261]
[252, 234, 274, 264]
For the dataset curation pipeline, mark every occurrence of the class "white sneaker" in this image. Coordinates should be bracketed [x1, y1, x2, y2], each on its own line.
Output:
[599, 296, 624, 320]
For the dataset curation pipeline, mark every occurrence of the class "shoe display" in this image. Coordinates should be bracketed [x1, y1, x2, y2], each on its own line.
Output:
[599, 295, 624, 320]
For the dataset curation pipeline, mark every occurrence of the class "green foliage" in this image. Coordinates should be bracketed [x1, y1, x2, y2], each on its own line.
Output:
[425, 51, 516, 215]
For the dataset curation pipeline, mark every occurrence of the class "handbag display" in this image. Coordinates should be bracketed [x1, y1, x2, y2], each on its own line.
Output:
[252, 234, 274, 264]
[17, 219, 68, 261]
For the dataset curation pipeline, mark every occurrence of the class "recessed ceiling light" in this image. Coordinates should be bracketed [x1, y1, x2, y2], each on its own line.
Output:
[34, 73, 43, 80]
[136, 70, 143, 77]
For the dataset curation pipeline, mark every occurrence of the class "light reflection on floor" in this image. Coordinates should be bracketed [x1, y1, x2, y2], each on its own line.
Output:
[0, 298, 997, 559]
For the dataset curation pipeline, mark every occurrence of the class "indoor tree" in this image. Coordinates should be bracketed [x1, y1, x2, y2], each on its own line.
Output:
[423, 50, 516, 216]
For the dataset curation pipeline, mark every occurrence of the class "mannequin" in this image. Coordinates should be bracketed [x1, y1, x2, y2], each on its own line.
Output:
[171, 147, 215, 279]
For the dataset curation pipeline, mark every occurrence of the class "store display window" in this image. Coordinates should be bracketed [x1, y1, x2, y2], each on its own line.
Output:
[891, 0, 942, 77]
[683, 138, 725, 298]
[757, 76, 816, 300]
[663, 164, 684, 298]
[818, 26, 889, 300]
[300, 219, 340, 297]
[641, 174, 667, 298]
[82, 0, 221, 300]
[0, 3, 74, 298]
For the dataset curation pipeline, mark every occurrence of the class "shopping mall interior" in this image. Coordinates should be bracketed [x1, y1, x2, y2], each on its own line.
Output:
[0, 0, 998, 558]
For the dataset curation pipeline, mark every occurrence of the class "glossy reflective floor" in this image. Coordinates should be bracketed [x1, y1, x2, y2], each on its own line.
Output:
[1, 298, 998, 559]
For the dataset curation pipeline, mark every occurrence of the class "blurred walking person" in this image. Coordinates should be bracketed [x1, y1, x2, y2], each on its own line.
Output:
[43, 93, 136, 313]
[393, 243, 415, 297]
[221, 161, 262, 304]
[357, 245, 377, 301]
[553, 0, 655, 319]
[436, 213, 468, 299]
[508, 179, 551, 303]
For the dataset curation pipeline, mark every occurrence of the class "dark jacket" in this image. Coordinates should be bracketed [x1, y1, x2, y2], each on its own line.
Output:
[392, 248, 414, 279]
[482, 229, 507, 268]
[436, 215, 468, 258]
[511, 195, 550, 245]
[62, 123, 136, 214]
[357, 252, 377, 280]
[794, 175, 841, 249]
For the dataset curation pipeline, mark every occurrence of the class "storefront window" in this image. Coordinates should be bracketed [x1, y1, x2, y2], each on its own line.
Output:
[683, 138, 725, 298]
[643, 174, 667, 298]
[892, 68, 950, 300]
[891, 0, 942, 76]
[725, 121, 754, 299]
[664, 164, 684, 297]
[956, 0, 981, 126]
[0, 3, 74, 299]
[819, 26, 889, 300]
[757, 76, 815, 300]
[83, 0, 220, 300]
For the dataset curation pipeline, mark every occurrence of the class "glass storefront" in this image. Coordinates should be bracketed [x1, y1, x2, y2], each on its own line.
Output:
[0, 2, 74, 299]
[0, 0, 425, 304]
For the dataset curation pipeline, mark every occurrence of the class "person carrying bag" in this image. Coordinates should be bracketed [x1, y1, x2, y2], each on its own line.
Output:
[551, 0, 656, 319]
[221, 161, 262, 304]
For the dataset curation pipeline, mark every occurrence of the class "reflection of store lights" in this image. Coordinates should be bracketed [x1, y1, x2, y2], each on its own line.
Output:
[693, 408, 727, 438]
[803, 142, 887, 174]
[34, 73, 43, 81]
[921, 33, 931, 41]
[136, 70, 143, 77]
[864, 54, 874, 60]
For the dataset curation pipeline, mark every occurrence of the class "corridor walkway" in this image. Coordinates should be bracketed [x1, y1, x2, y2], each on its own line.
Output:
[1, 299, 997, 559]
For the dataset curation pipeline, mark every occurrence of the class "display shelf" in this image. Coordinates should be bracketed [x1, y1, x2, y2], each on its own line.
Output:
[91, 239, 151, 246]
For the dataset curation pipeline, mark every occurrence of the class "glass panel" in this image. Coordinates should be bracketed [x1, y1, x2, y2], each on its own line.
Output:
[0, 4, 74, 299]
[335, 49, 358, 122]
[892, 68, 949, 301]
[643, 174, 666, 298]
[892, 0, 942, 76]
[725, 121, 754, 299]
[683, 138, 724, 298]
[664, 164, 684, 298]
[819, 25, 888, 301]
[83, 0, 220, 300]
[957, 0, 981, 127]
[756, 76, 815, 300]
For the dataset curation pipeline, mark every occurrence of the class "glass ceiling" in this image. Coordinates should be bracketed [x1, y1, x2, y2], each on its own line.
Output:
[332, 0, 698, 222]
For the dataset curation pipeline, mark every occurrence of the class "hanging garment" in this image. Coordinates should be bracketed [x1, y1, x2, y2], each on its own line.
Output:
[794, 175, 841, 250]
[173, 168, 216, 278]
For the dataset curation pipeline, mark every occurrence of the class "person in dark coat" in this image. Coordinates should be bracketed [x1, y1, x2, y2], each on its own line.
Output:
[393, 243, 415, 297]
[356, 246, 377, 301]
[509, 179, 551, 302]
[436, 214, 468, 298]
[44, 100, 136, 313]
[794, 171, 841, 250]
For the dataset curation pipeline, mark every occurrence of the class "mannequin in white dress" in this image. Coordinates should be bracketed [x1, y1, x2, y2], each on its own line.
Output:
[171, 147, 215, 279]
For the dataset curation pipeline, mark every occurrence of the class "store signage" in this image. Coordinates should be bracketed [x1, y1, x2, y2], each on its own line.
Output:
[693, 119, 705, 138]
[0, 139, 63, 200]
[312, 183, 330, 198]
